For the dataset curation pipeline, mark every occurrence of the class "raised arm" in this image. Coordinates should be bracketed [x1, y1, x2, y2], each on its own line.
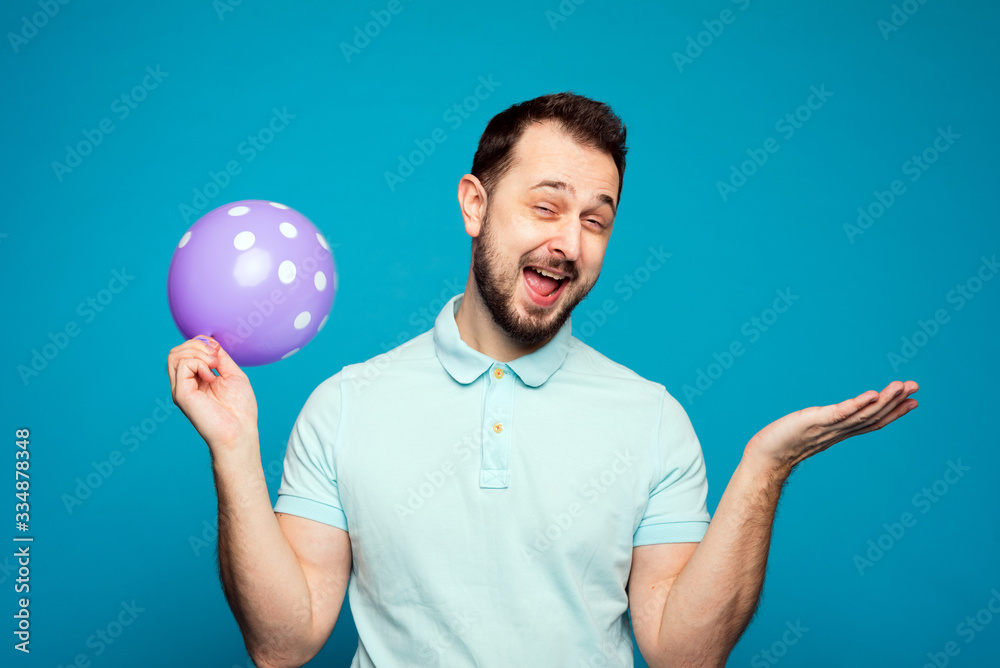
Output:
[629, 380, 918, 667]
[168, 336, 351, 668]
[214, 436, 352, 668]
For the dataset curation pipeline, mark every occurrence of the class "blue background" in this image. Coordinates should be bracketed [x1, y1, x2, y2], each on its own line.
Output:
[3, 0, 998, 666]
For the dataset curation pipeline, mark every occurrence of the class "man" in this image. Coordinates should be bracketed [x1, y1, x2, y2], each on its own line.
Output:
[167, 92, 918, 667]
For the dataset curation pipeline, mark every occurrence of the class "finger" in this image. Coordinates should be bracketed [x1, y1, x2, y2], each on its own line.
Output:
[169, 335, 215, 355]
[850, 380, 919, 428]
[847, 397, 919, 437]
[196, 359, 217, 384]
[823, 390, 880, 427]
[173, 356, 199, 401]
[847, 381, 907, 427]
[189, 335, 220, 357]
[871, 380, 919, 420]
[168, 335, 220, 375]
[173, 355, 215, 401]
[848, 380, 920, 430]
[169, 348, 219, 382]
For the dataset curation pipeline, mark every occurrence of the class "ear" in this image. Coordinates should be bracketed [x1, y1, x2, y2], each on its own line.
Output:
[457, 174, 488, 239]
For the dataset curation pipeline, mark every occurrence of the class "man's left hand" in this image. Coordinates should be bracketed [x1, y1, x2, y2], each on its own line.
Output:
[746, 380, 919, 474]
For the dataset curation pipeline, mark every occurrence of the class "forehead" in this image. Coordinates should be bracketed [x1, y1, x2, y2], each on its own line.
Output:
[501, 121, 619, 204]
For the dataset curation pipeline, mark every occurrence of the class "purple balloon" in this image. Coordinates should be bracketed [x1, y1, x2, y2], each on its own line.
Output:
[167, 199, 337, 366]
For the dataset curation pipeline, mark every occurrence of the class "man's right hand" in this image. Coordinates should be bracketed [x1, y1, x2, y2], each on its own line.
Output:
[168, 336, 350, 667]
[167, 335, 259, 454]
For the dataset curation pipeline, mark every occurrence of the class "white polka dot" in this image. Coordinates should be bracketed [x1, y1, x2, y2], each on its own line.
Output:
[178, 231, 192, 248]
[318, 314, 329, 332]
[228, 205, 250, 216]
[316, 233, 329, 250]
[269, 202, 289, 209]
[279, 222, 297, 238]
[234, 231, 255, 250]
[294, 311, 311, 329]
[278, 260, 297, 284]
[281, 348, 300, 359]
[314, 271, 327, 290]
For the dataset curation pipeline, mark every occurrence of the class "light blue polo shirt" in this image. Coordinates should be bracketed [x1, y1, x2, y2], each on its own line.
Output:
[274, 293, 711, 667]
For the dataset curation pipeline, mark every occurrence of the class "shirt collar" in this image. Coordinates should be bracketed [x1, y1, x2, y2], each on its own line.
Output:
[433, 293, 572, 387]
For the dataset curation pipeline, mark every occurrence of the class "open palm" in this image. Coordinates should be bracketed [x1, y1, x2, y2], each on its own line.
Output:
[748, 380, 919, 471]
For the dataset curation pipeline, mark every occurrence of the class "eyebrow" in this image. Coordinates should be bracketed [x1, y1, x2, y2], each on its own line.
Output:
[529, 180, 617, 216]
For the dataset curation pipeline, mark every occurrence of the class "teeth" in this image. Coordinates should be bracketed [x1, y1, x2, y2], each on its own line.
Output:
[531, 267, 564, 280]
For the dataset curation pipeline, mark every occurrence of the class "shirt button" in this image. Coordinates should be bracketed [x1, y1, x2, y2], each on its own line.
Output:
[492, 422, 503, 433]
[493, 368, 504, 379]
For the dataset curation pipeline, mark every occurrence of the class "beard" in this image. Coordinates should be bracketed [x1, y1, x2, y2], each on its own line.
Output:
[471, 205, 597, 346]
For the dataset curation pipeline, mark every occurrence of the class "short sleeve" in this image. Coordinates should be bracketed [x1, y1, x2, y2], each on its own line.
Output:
[273, 374, 349, 532]
[633, 390, 711, 546]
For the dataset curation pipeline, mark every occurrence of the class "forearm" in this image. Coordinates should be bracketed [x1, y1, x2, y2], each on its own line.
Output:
[211, 432, 318, 668]
[653, 448, 791, 667]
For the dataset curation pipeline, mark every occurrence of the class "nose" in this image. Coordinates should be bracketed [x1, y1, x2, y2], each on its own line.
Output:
[547, 217, 582, 264]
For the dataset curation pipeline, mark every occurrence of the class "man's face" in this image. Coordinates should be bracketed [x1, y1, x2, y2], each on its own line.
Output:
[471, 121, 619, 346]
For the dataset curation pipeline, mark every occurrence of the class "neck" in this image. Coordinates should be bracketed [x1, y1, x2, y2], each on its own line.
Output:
[454, 267, 550, 363]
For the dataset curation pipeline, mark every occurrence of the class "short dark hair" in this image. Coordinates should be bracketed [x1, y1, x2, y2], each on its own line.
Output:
[471, 92, 628, 206]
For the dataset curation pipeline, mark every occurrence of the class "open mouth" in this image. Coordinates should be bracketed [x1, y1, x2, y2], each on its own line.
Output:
[522, 266, 569, 306]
